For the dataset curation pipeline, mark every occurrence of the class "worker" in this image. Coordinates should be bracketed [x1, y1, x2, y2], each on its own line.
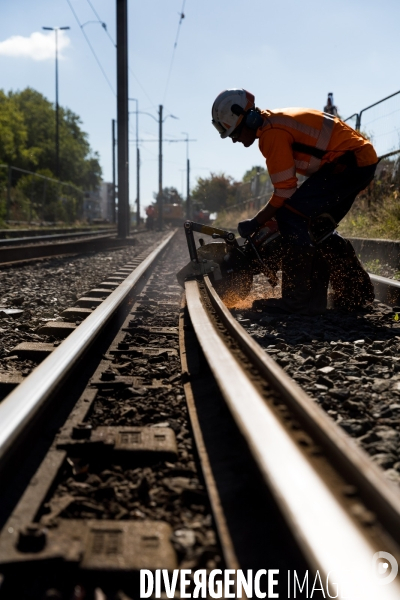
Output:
[145, 205, 156, 230]
[211, 88, 377, 314]
[324, 92, 338, 117]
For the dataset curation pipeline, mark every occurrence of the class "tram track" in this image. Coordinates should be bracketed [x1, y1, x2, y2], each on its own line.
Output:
[0, 228, 151, 267]
[0, 229, 225, 599]
[182, 274, 400, 598]
[1, 226, 400, 597]
[0, 228, 116, 247]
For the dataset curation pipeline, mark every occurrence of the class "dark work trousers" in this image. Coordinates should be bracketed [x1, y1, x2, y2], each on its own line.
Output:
[275, 154, 377, 247]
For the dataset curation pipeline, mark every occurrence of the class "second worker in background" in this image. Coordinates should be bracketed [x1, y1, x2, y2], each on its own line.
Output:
[211, 88, 378, 315]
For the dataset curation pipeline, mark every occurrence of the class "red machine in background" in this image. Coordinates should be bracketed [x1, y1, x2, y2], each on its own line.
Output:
[145, 203, 185, 227]
[192, 204, 211, 224]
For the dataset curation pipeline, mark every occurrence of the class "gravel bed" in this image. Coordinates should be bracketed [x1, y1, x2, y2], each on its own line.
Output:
[47, 244, 220, 570]
[20, 233, 220, 598]
[230, 274, 400, 486]
[0, 232, 162, 381]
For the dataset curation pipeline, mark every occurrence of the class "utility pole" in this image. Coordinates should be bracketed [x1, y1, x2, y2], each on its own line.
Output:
[128, 98, 141, 228]
[158, 104, 163, 230]
[182, 132, 191, 219]
[132, 105, 178, 230]
[112, 119, 116, 224]
[116, 0, 129, 238]
[135, 100, 140, 228]
[187, 158, 190, 219]
[137, 146, 140, 227]
[55, 29, 60, 178]
[42, 26, 70, 179]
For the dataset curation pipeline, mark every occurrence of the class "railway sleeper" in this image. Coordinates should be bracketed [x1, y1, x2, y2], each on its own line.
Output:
[0, 234, 222, 597]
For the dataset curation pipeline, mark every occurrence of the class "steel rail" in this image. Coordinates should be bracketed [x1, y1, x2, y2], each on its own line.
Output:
[185, 277, 400, 599]
[0, 226, 114, 240]
[203, 275, 400, 540]
[0, 234, 134, 265]
[0, 230, 117, 246]
[369, 273, 400, 306]
[0, 230, 175, 470]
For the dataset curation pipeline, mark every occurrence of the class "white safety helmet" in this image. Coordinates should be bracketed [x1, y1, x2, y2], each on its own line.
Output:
[211, 88, 255, 138]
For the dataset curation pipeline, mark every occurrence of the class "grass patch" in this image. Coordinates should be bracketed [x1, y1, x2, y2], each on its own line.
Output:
[362, 258, 384, 275]
[212, 206, 254, 230]
[215, 195, 400, 241]
[338, 187, 400, 240]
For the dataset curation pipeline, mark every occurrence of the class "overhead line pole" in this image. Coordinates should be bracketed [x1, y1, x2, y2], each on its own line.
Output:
[158, 104, 163, 231]
[116, 0, 129, 238]
[55, 29, 60, 178]
[135, 100, 140, 228]
[112, 119, 116, 224]
[128, 98, 140, 228]
[127, 107, 178, 231]
[182, 132, 191, 219]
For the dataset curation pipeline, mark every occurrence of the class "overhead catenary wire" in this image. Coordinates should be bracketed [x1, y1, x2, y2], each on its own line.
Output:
[86, 0, 156, 109]
[162, 0, 186, 105]
[65, 0, 116, 95]
[85, 0, 116, 46]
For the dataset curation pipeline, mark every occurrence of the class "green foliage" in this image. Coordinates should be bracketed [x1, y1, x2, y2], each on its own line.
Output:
[7, 88, 102, 189]
[0, 87, 102, 223]
[15, 169, 82, 223]
[154, 186, 183, 204]
[191, 172, 239, 213]
[362, 258, 383, 275]
[0, 91, 29, 166]
[338, 158, 400, 239]
[242, 165, 269, 186]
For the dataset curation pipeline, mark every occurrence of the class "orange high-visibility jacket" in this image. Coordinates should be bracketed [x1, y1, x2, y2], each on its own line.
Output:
[257, 108, 377, 208]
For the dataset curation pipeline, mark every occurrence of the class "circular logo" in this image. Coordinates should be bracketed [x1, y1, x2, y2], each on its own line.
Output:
[372, 552, 398, 586]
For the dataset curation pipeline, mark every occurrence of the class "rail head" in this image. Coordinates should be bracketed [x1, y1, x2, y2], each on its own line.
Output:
[185, 277, 400, 598]
[201, 275, 400, 539]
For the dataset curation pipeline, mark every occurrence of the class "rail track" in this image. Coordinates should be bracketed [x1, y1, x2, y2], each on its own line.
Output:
[0, 226, 115, 240]
[0, 227, 150, 266]
[0, 227, 400, 598]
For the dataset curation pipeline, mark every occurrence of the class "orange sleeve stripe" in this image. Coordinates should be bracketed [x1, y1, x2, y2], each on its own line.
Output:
[269, 194, 286, 208]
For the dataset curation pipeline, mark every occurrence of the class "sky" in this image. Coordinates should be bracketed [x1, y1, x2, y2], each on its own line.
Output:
[1, 0, 400, 216]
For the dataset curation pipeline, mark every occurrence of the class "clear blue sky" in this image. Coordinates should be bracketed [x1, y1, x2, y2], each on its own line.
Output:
[1, 0, 400, 214]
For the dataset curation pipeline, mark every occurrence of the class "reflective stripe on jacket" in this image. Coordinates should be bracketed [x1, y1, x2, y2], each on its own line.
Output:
[257, 108, 378, 208]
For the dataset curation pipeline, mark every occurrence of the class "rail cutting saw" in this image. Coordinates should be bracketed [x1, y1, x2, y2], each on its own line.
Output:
[176, 220, 282, 304]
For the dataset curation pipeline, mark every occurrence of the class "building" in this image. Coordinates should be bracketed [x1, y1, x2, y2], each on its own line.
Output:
[83, 188, 102, 222]
[100, 181, 114, 222]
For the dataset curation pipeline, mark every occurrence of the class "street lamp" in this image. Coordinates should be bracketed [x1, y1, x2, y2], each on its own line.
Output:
[42, 26, 70, 179]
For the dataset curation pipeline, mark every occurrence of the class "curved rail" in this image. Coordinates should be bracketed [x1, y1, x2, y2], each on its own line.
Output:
[185, 275, 400, 599]
[0, 230, 175, 469]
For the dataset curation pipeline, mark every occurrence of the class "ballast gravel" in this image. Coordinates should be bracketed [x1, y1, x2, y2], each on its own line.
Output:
[232, 274, 400, 487]
[39, 234, 221, 588]
[0, 232, 162, 381]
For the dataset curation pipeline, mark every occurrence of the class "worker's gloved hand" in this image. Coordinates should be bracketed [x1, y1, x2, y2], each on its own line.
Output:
[238, 217, 260, 238]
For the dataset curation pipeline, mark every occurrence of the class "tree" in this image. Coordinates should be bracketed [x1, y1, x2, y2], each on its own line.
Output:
[0, 91, 29, 167]
[191, 172, 239, 213]
[2, 87, 102, 189]
[242, 165, 269, 186]
[16, 169, 83, 223]
[0, 87, 102, 223]
[153, 186, 183, 204]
